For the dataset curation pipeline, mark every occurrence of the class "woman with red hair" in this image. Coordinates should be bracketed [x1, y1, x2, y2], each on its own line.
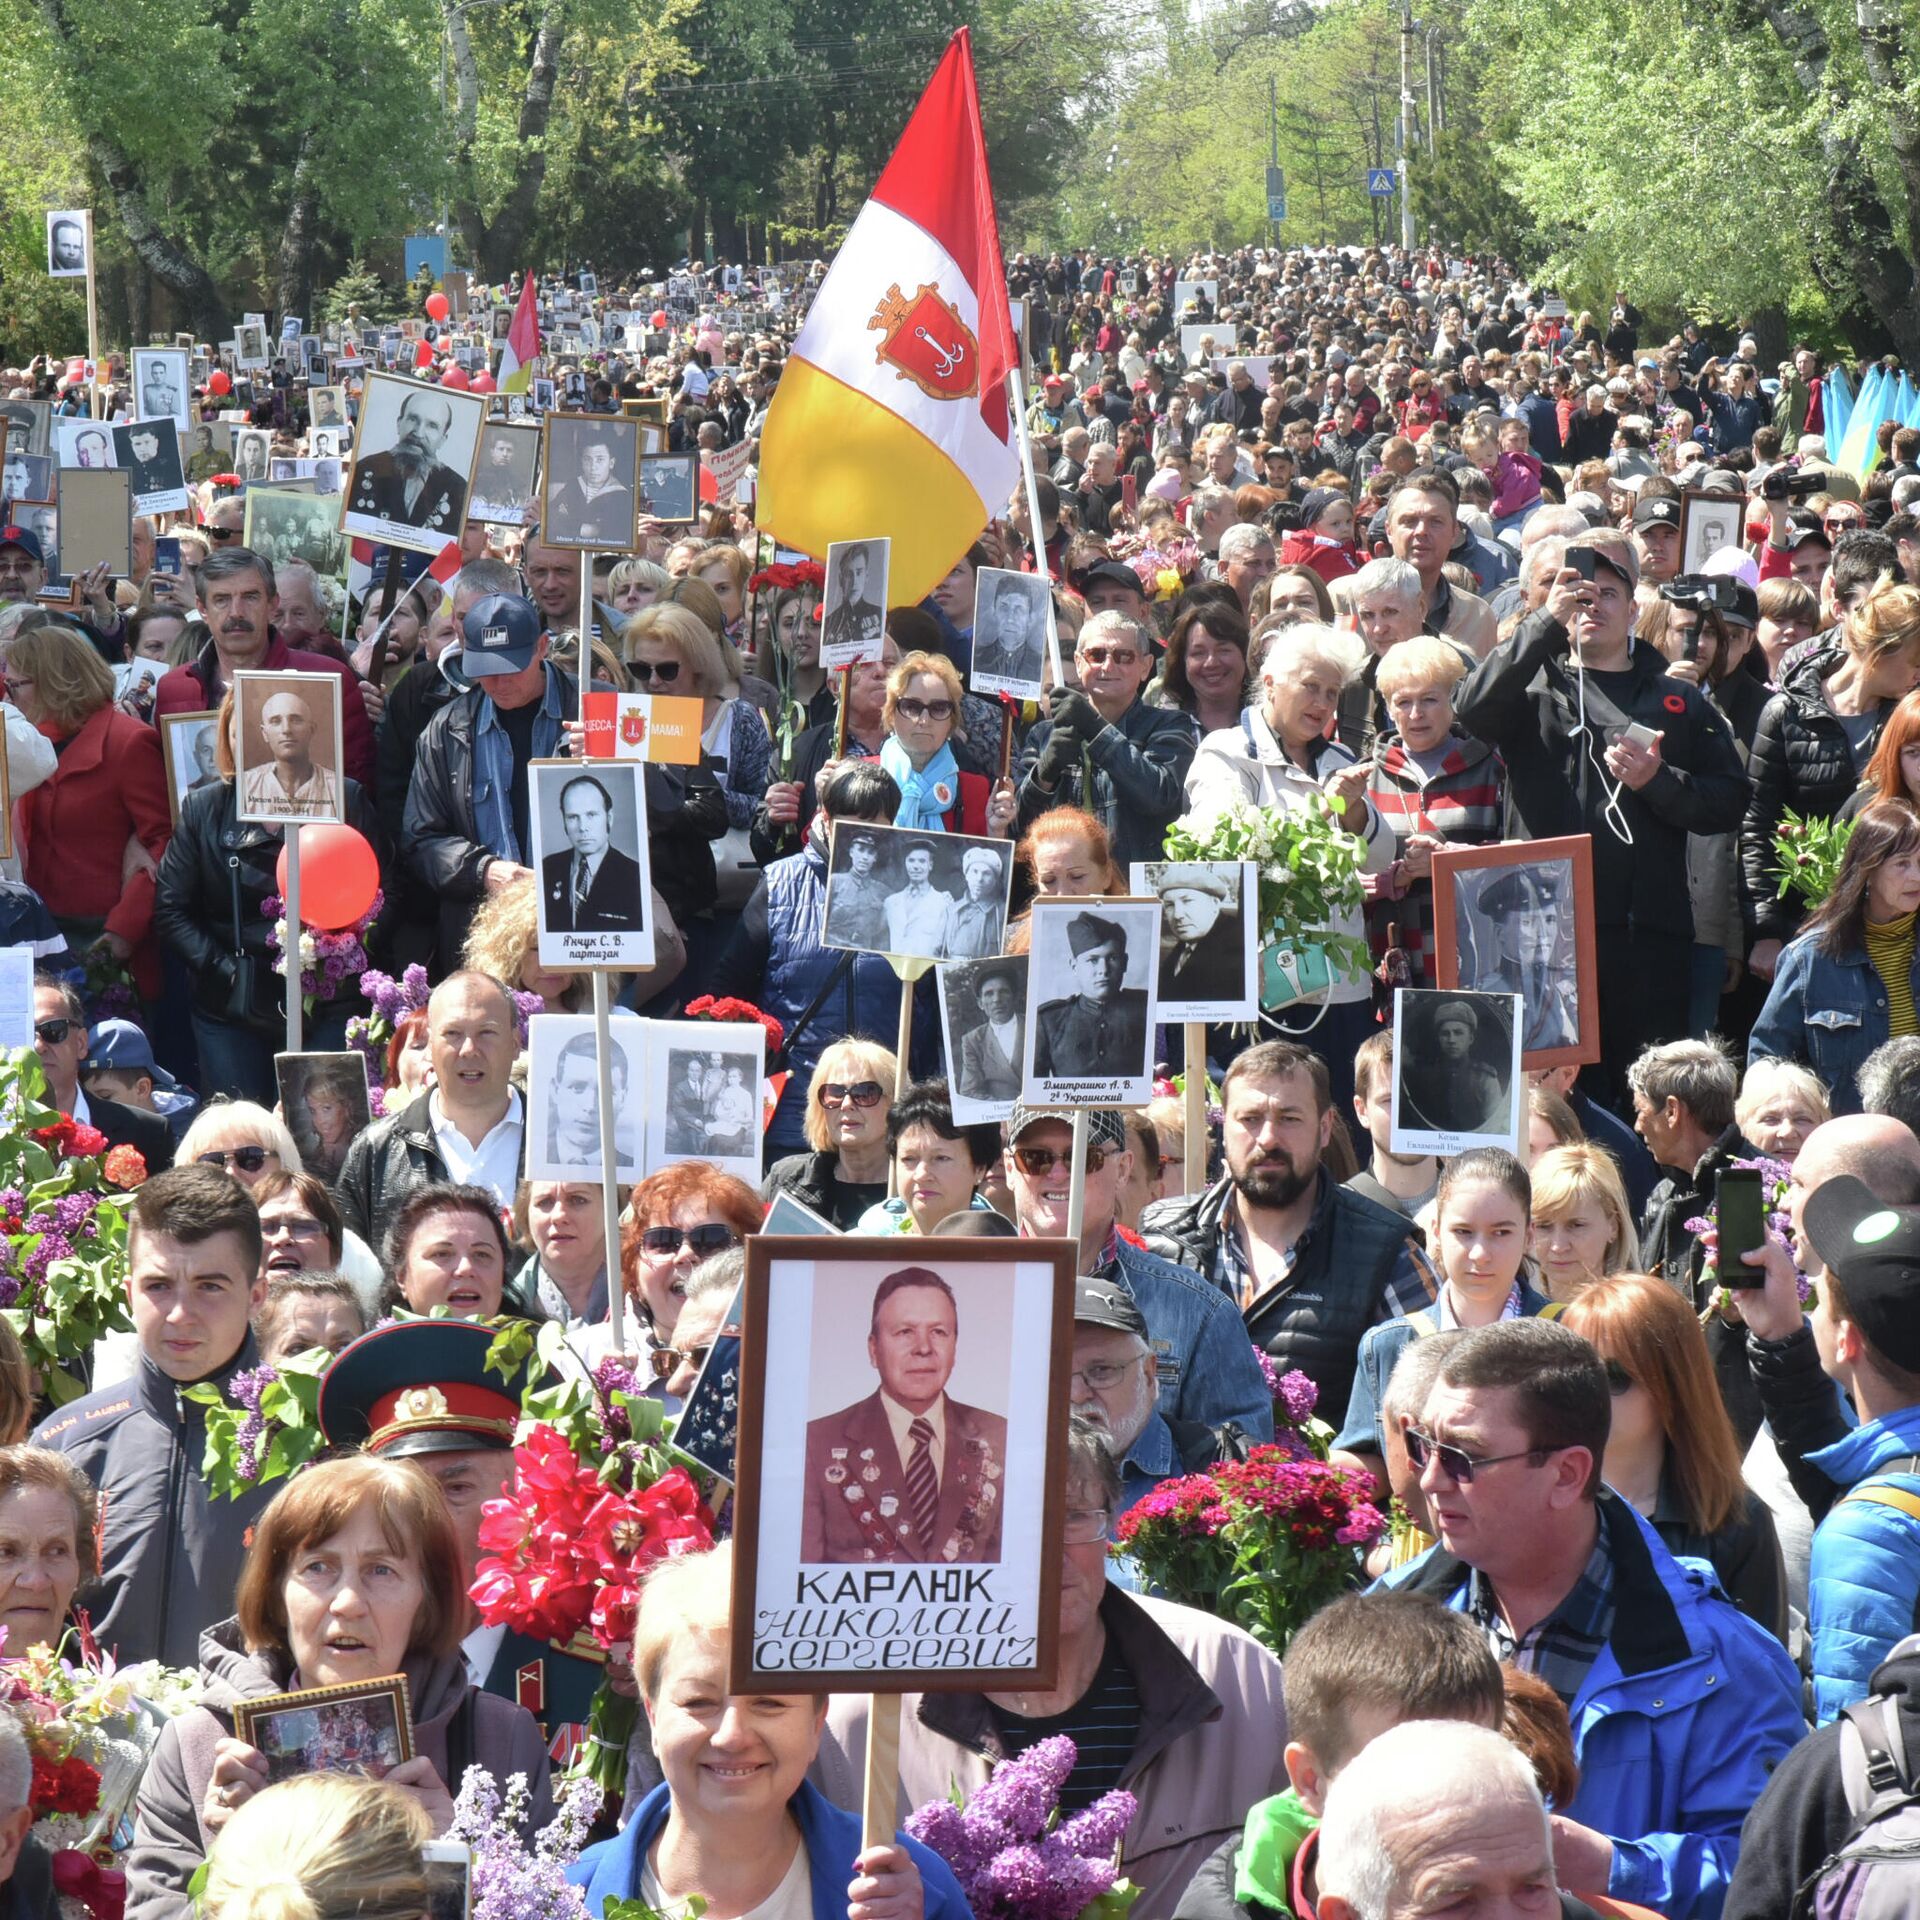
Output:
[1004, 805, 1127, 954]
[1849, 685, 1920, 815]
[621, 1162, 762, 1368]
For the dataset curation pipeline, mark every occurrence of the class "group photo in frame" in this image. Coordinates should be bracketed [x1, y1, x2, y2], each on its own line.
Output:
[821, 820, 1013, 963]
[654, 1019, 767, 1181]
[527, 758, 655, 970]
[541, 415, 641, 550]
[1431, 835, 1599, 1067]
[342, 371, 486, 554]
[1022, 895, 1161, 1108]
[243, 487, 349, 578]
[232, 669, 346, 826]
[728, 1235, 1076, 1692]
[232, 1675, 414, 1784]
[524, 1012, 645, 1182]
[1389, 988, 1523, 1158]
[1128, 859, 1259, 1021]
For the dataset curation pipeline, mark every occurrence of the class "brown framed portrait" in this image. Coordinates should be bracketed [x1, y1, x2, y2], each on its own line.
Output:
[1432, 834, 1600, 1068]
[233, 1675, 414, 1784]
[159, 709, 221, 824]
[728, 1234, 1077, 1694]
[540, 415, 642, 553]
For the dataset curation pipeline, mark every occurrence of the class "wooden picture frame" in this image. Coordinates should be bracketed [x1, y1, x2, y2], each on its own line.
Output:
[729, 1234, 1077, 1694]
[233, 1674, 414, 1785]
[1432, 834, 1600, 1068]
[539, 415, 642, 553]
[159, 709, 220, 825]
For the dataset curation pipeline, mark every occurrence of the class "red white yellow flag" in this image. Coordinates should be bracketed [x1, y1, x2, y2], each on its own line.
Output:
[757, 30, 1018, 605]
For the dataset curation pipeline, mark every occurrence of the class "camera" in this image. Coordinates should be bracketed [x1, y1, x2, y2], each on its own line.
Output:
[1761, 463, 1826, 503]
[1660, 574, 1740, 615]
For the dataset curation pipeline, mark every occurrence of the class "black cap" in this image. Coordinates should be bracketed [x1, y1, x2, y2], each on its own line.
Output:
[1802, 1175, 1920, 1372]
[318, 1320, 530, 1457]
[1782, 509, 1830, 552]
[1074, 1276, 1149, 1338]
[1631, 495, 1681, 531]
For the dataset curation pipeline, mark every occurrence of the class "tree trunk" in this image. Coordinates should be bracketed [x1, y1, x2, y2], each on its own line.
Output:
[96, 140, 226, 340]
[276, 137, 320, 324]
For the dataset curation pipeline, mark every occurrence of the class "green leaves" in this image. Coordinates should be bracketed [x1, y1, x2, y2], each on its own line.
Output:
[1772, 807, 1856, 909]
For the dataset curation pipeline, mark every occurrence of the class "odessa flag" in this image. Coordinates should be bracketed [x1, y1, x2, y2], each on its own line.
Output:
[757, 29, 1017, 605]
[497, 275, 541, 394]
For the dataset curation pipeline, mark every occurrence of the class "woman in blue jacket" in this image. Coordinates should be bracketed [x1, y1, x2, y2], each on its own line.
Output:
[1750, 796, 1920, 1112]
[567, 1544, 969, 1920]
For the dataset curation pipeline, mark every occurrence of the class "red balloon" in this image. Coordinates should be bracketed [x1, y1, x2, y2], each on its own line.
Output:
[470, 370, 496, 394]
[277, 824, 380, 931]
[414, 340, 436, 369]
[650, 309, 669, 330]
[425, 291, 451, 323]
[206, 369, 232, 396]
[698, 463, 718, 504]
[440, 366, 471, 390]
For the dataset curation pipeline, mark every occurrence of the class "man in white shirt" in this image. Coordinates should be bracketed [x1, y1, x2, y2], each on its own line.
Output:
[881, 840, 955, 959]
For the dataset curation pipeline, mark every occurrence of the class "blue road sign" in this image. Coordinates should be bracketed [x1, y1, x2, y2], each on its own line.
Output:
[1267, 193, 1288, 221]
[1367, 168, 1398, 197]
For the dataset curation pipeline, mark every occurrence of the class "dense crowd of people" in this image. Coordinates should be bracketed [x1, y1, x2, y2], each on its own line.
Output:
[0, 239, 1918, 1920]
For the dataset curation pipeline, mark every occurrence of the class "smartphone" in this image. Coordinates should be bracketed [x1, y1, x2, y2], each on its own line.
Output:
[421, 1841, 472, 1920]
[1121, 474, 1138, 517]
[1621, 721, 1661, 751]
[1567, 547, 1596, 581]
[152, 538, 182, 577]
[1716, 1168, 1769, 1288]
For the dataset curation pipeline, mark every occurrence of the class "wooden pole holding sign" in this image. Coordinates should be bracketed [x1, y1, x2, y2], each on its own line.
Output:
[834, 664, 853, 757]
[1184, 1022, 1207, 1194]
[862, 1691, 903, 1852]
[82, 213, 101, 423]
[886, 955, 930, 1199]
[1064, 1107, 1091, 1260]
[1004, 362, 1063, 687]
[283, 825, 304, 1055]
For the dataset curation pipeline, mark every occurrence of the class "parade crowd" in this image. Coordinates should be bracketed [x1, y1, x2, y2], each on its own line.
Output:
[3, 237, 1920, 1920]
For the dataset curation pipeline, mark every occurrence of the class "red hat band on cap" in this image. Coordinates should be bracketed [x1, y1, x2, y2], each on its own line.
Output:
[367, 1380, 518, 1453]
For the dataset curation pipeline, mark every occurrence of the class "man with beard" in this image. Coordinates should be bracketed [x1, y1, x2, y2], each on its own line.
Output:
[349, 388, 469, 536]
[1143, 1039, 1437, 1429]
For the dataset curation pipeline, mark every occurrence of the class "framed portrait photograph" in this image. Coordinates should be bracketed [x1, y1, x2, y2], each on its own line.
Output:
[1128, 859, 1259, 1021]
[308, 385, 350, 433]
[1432, 835, 1599, 1067]
[937, 956, 1028, 1124]
[1680, 490, 1745, 574]
[233, 669, 346, 826]
[236, 323, 271, 370]
[821, 820, 1013, 963]
[17, 505, 57, 582]
[819, 537, 890, 669]
[670, 1282, 746, 1482]
[52, 468, 131, 580]
[274, 1051, 373, 1187]
[531, 378, 556, 414]
[159, 709, 223, 823]
[1172, 277, 1219, 314]
[131, 348, 191, 434]
[342, 371, 486, 555]
[969, 566, 1053, 699]
[232, 427, 274, 485]
[1, 451, 53, 508]
[1021, 896, 1161, 1108]
[1389, 988, 1523, 1158]
[524, 1012, 645, 1183]
[637, 451, 699, 527]
[649, 1018, 767, 1182]
[0, 398, 51, 459]
[540, 415, 640, 551]
[307, 429, 342, 460]
[233, 1676, 414, 1785]
[729, 1235, 1076, 1693]
[111, 420, 190, 517]
[46, 211, 88, 279]
[55, 419, 116, 472]
[243, 487, 349, 579]
[527, 758, 655, 969]
[469, 421, 540, 526]
[180, 420, 230, 475]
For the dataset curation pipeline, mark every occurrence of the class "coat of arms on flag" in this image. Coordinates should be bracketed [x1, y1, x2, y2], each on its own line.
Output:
[867, 282, 980, 402]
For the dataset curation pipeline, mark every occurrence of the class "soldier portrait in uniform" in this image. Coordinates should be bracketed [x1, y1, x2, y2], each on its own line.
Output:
[819, 537, 889, 668]
[542, 415, 640, 550]
[1130, 858, 1258, 1020]
[821, 820, 1010, 964]
[1390, 987, 1522, 1157]
[469, 422, 540, 527]
[234, 671, 346, 826]
[528, 758, 655, 970]
[968, 567, 1051, 699]
[132, 348, 191, 433]
[1024, 897, 1160, 1105]
[342, 371, 485, 555]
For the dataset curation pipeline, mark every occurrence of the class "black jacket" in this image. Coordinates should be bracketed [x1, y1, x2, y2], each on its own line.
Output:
[1742, 644, 1884, 943]
[153, 775, 378, 1029]
[376, 656, 456, 858]
[335, 1089, 526, 1258]
[1747, 1320, 1853, 1521]
[1454, 611, 1748, 939]
[86, 1092, 176, 1171]
[0, 1838, 61, 1920]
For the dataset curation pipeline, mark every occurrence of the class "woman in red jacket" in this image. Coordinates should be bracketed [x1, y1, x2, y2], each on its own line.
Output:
[6, 617, 170, 988]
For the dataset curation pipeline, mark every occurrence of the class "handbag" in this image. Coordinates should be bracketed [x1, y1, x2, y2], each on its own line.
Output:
[223, 852, 267, 1028]
[1261, 941, 1343, 1009]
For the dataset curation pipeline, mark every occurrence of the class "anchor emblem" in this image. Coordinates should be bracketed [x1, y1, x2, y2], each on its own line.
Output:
[868, 282, 981, 403]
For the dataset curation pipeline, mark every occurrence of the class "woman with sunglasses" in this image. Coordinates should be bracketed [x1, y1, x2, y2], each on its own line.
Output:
[177, 1100, 303, 1189]
[1561, 1273, 1787, 1641]
[620, 1162, 762, 1365]
[762, 1040, 897, 1230]
[755, 636, 901, 854]
[880, 650, 1014, 838]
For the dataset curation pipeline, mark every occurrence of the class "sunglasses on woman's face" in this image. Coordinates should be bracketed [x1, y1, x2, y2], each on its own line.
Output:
[631, 658, 681, 683]
[197, 1146, 275, 1173]
[649, 1341, 714, 1381]
[640, 1223, 736, 1258]
[820, 1080, 885, 1109]
[895, 698, 955, 723]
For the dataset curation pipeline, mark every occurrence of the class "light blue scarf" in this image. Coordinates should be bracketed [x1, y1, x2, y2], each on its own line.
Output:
[879, 735, 959, 831]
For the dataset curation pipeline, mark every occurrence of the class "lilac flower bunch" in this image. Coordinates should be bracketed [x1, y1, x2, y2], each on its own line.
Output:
[1251, 1346, 1328, 1461]
[1681, 1155, 1813, 1311]
[906, 1737, 1139, 1920]
[344, 964, 433, 1112]
[186, 1350, 329, 1498]
[449, 1767, 598, 1920]
[263, 890, 383, 1013]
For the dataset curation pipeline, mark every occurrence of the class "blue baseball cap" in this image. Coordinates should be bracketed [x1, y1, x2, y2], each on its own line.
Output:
[458, 593, 543, 681]
[83, 1018, 178, 1092]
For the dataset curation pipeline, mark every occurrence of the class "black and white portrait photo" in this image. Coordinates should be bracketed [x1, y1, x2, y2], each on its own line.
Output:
[1022, 896, 1160, 1107]
[274, 1052, 373, 1187]
[243, 487, 348, 578]
[1389, 988, 1523, 1157]
[233, 428, 273, 484]
[132, 348, 191, 433]
[937, 956, 1029, 1123]
[309, 386, 348, 432]
[233, 670, 346, 826]
[1129, 859, 1259, 1020]
[527, 758, 655, 970]
[525, 1014, 644, 1182]
[236, 323, 271, 370]
[160, 710, 222, 823]
[650, 1017, 767, 1182]
[637, 451, 698, 526]
[56, 420, 114, 471]
[821, 820, 1012, 963]
[1680, 491, 1745, 575]
[820, 537, 890, 669]
[309, 430, 341, 460]
[541, 415, 639, 550]
[111, 420, 190, 517]
[0, 399, 51, 459]
[46, 212, 88, 279]
[969, 567, 1052, 698]
[469, 422, 540, 526]
[1, 452, 52, 509]
[343, 372, 485, 554]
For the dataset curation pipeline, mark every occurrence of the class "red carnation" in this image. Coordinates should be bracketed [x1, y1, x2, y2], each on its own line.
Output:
[66, 1123, 109, 1160]
[30, 1750, 101, 1817]
[102, 1145, 148, 1190]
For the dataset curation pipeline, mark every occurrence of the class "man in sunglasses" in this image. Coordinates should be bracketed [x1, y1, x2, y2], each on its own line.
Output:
[31, 976, 173, 1169]
[1380, 1319, 1801, 1920]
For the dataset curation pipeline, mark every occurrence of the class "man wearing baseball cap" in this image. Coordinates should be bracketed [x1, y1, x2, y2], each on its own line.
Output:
[1629, 489, 1684, 591]
[0, 525, 45, 606]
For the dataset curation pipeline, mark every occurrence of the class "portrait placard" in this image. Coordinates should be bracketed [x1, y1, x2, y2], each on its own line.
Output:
[527, 757, 655, 970]
[730, 1236, 1075, 1693]
[649, 1018, 767, 1182]
[308, 386, 350, 433]
[1, 452, 53, 508]
[274, 1051, 373, 1187]
[469, 421, 541, 527]
[1389, 988, 1523, 1157]
[1679, 490, 1745, 575]
[131, 349, 191, 434]
[160, 709, 222, 823]
[233, 669, 346, 826]
[232, 427, 274, 484]
[540, 414, 641, 551]
[52, 468, 131, 579]
[1021, 896, 1160, 1107]
[235, 323, 271, 370]
[0, 399, 51, 458]
[937, 956, 1029, 1124]
[55, 419, 116, 472]
[822, 820, 1012, 964]
[233, 1676, 414, 1784]
[45, 212, 88, 279]
[1179, 325, 1225, 366]
[1128, 859, 1259, 1021]
[671, 1283, 746, 1482]
[524, 1011, 645, 1183]
[968, 567, 1052, 700]
[111, 419, 190, 517]
[1432, 836, 1599, 1067]
[1172, 278, 1219, 315]
[341, 371, 485, 555]
[637, 451, 699, 527]
[819, 537, 890, 669]
[17, 505, 57, 581]
[244, 487, 349, 579]
[180, 421, 230, 475]
[1213, 354, 1275, 392]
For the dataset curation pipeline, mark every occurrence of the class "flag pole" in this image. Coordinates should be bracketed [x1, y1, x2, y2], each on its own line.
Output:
[1004, 364, 1061, 685]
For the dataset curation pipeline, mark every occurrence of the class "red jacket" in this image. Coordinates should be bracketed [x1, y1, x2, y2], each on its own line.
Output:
[20, 704, 171, 961]
[154, 631, 375, 793]
[1278, 526, 1360, 586]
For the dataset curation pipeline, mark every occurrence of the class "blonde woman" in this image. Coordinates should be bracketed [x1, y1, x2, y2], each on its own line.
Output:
[762, 1038, 898, 1229]
[881, 650, 1014, 837]
[461, 871, 590, 1013]
[608, 557, 670, 618]
[200, 1776, 430, 1920]
[1734, 1056, 1830, 1165]
[1528, 1142, 1636, 1302]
